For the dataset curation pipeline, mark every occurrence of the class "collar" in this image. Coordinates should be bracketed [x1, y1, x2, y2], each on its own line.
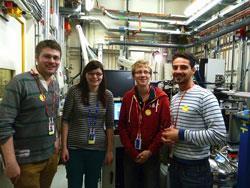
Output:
[30, 67, 56, 81]
[30, 67, 56, 91]
[179, 83, 195, 95]
[135, 86, 155, 106]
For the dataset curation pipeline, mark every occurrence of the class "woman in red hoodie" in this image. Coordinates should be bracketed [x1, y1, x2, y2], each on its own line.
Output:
[118, 60, 171, 188]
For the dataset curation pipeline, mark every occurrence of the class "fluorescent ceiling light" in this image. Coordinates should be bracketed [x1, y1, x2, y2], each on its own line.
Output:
[86, 0, 94, 11]
[184, 0, 211, 17]
[185, 0, 222, 25]
[194, 0, 248, 31]
[37, 0, 44, 6]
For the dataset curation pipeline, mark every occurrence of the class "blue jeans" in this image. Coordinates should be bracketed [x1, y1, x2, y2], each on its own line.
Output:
[123, 152, 160, 188]
[169, 157, 213, 188]
[65, 149, 105, 188]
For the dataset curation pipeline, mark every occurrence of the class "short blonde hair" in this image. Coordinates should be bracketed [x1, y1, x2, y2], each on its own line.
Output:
[131, 60, 152, 76]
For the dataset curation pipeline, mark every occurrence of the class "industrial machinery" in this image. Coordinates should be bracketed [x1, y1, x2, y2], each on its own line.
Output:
[210, 147, 238, 187]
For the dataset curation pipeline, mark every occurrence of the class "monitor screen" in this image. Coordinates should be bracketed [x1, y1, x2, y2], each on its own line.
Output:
[104, 70, 134, 98]
[114, 101, 122, 121]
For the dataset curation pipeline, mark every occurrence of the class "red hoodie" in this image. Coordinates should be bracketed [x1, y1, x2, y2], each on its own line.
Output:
[118, 86, 171, 160]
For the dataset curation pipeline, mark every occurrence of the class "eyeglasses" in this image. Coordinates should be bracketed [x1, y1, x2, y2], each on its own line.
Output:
[87, 72, 103, 77]
[134, 70, 151, 75]
[43, 54, 60, 61]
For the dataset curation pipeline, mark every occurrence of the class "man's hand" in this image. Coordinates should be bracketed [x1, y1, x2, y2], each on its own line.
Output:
[161, 127, 179, 145]
[54, 137, 60, 154]
[104, 151, 113, 165]
[1, 137, 20, 184]
[5, 159, 20, 184]
[61, 147, 69, 163]
[135, 150, 152, 164]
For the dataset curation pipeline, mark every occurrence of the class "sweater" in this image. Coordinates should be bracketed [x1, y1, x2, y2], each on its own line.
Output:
[0, 72, 60, 164]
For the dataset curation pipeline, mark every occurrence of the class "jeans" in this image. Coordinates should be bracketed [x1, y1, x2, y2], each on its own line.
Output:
[14, 153, 59, 188]
[123, 152, 160, 188]
[169, 157, 213, 188]
[65, 149, 105, 188]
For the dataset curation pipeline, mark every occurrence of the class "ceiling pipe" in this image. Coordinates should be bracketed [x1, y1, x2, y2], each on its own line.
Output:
[107, 41, 191, 48]
[185, 0, 222, 25]
[101, 1, 222, 26]
[19, 0, 42, 21]
[99, 7, 186, 19]
[192, 0, 250, 34]
[79, 16, 190, 35]
[195, 16, 250, 45]
[102, 8, 184, 25]
[44, 0, 50, 39]
[101, 0, 248, 31]
[198, 8, 250, 36]
[29, 0, 43, 14]
[107, 16, 250, 48]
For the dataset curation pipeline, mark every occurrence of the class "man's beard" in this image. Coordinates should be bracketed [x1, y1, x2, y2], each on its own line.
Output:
[173, 75, 187, 84]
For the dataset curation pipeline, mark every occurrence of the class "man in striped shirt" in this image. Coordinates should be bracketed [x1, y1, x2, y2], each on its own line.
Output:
[161, 52, 226, 188]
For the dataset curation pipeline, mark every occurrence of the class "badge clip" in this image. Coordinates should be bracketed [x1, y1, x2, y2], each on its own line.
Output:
[135, 135, 142, 150]
[88, 128, 96, 144]
[48, 117, 55, 135]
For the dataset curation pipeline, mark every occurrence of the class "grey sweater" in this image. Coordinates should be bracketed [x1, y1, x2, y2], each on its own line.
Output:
[0, 72, 60, 164]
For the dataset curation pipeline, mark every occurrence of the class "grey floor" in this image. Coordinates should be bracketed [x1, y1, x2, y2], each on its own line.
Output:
[52, 165, 102, 188]
[51, 165, 68, 188]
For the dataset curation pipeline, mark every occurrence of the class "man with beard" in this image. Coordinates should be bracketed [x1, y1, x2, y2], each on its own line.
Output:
[161, 52, 226, 188]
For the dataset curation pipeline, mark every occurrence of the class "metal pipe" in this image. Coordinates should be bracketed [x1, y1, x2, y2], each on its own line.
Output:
[81, 13, 249, 38]
[100, 8, 182, 18]
[44, 0, 50, 39]
[197, 8, 250, 36]
[194, 16, 250, 45]
[240, 38, 247, 90]
[20, 0, 42, 21]
[103, 9, 184, 25]
[125, 0, 129, 59]
[107, 41, 190, 48]
[102, 0, 245, 27]
[107, 16, 250, 48]
[0, 14, 9, 22]
[194, 1, 249, 34]
[29, 0, 43, 16]
[76, 25, 89, 67]
[79, 16, 190, 35]
[230, 35, 235, 90]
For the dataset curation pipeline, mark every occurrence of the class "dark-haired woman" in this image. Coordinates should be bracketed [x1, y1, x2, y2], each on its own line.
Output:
[61, 60, 114, 188]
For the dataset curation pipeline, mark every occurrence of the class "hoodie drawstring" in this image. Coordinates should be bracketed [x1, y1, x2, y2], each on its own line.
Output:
[128, 95, 136, 123]
[155, 99, 159, 112]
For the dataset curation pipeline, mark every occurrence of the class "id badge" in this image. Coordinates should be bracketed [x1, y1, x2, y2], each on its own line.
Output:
[48, 117, 55, 135]
[88, 128, 96, 144]
[134, 136, 142, 150]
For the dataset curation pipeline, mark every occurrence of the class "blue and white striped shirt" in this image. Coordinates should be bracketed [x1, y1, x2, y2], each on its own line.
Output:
[171, 85, 227, 160]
